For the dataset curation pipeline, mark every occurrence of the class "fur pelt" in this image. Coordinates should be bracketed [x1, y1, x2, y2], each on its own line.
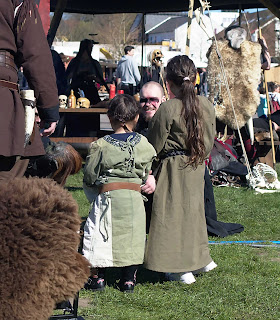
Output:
[207, 40, 261, 129]
[0, 177, 90, 320]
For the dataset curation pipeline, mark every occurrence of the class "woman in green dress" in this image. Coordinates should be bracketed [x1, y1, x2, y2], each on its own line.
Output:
[144, 55, 217, 284]
[83, 95, 156, 292]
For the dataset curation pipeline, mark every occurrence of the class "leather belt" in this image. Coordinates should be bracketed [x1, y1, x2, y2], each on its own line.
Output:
[99, 182, 141, 194]
[160, 150, 190, 160]
[0, 50, 17, 73]
[0, 79, 19, 92]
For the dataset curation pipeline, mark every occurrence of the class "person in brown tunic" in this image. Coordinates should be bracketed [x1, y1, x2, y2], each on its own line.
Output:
[144, 55, 217, 284]
[0, 0, 59, 180]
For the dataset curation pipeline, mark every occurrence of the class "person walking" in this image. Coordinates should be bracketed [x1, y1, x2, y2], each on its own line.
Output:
[116, 46, 141, 96]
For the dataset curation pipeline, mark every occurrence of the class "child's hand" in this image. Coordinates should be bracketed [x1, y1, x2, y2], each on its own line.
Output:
[141, 174, 156, 194]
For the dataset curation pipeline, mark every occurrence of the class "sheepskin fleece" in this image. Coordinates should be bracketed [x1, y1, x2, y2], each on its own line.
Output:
[0, 177, 90, 320]
[207, 40, 261, 129]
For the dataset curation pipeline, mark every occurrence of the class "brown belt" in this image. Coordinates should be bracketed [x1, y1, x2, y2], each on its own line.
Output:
[99, 182, 141, 194]
[0, 79, 19, 92]
[0, 50, 17, 72]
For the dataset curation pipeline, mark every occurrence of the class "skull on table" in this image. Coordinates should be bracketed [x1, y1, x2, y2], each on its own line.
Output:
[76, 97, 90, 108]
[59, 95, 68, 108]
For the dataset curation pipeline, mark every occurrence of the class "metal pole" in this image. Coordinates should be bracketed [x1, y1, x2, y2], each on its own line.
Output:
[186, 0, 194, 56]
[238, 4, 242, 26]
[141, 13, 145, 85]
[47, 0, 68, 47]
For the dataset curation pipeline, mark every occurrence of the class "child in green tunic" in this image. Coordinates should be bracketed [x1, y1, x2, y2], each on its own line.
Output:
[83, 94, 156, 293]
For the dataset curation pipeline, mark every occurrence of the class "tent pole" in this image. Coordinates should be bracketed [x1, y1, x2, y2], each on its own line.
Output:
[186, 0, 194, 56]
[141, 13, 146, 86]
[264, 75, 276, 168]
[258, 24, 276, 168]
[47, 0, 68, 47]
[238, 5, 242, 26]
[258, 0, 280, 19]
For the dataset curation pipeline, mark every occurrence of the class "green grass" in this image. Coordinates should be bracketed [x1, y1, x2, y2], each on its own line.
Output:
[65, 169, 280, 320]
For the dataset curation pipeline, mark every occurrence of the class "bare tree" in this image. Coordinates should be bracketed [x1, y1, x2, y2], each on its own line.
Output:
[55, 13, 141, 59]
[92, 13, 140, 60]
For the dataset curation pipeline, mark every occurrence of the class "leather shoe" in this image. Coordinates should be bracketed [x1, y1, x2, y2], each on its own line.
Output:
[84, 277, 105, 291]
[120, 280, 135, 293]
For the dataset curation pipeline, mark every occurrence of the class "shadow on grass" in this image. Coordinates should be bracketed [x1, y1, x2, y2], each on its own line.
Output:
[97, 265, 165, 288]
[66, 186, 84, 191]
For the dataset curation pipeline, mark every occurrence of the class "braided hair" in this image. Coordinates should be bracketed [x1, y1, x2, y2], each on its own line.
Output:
[166, 55, 205, 168]
[107, 94, 141, 132]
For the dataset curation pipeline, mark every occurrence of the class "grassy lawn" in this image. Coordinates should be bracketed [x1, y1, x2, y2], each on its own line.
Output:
[65, 170, 280, 320]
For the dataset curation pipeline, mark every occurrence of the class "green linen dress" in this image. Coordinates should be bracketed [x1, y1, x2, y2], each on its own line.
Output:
[83, 133, 156, 268]
[144, 96, 216, 273]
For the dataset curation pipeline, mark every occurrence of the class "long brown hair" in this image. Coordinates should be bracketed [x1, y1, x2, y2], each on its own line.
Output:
[166, 55, 205, 168]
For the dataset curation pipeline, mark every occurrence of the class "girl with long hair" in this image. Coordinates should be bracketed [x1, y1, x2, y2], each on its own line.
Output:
[144, 55, 217, 284]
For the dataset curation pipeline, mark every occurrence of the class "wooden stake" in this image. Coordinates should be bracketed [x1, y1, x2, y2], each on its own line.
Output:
[159, 71, 169, 100]
[259, 27, 276, 168]
[186, 0, 194, 56]
[264, 70, 277, 169]
[140, 13, 145, 84]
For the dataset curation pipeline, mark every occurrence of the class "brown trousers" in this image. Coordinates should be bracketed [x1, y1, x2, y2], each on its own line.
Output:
[0, 156, 29, 182]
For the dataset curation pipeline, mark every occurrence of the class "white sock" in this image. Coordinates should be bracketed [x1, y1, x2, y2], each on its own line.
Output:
[192, 261, 217, 275]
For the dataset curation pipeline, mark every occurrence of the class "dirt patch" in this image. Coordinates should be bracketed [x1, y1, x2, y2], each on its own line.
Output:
[78, 297, 92, 308]
[255, 248, 280, 262]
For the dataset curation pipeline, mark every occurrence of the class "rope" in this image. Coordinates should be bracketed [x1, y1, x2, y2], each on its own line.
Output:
[159, 71, 169, 99]
[205, 1, 253, 180]
[243, 11, 252, 38]
[257, 8, 276, 169]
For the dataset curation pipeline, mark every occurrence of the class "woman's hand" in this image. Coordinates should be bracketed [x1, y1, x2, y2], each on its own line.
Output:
[141, 174, 156, 194]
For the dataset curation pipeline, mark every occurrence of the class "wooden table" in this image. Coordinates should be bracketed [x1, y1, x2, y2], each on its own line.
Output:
[53, 105, 109, 138]
[50, 106, 110, 157]
[59, 107, 108, 114]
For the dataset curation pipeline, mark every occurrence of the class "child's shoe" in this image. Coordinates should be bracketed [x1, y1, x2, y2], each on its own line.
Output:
[192, 261, 217, 275]
[180, 272, 196, 284]
[120, 280, 135, 293]
[84, 276, 105, 291]
[165, 272, 196, 284]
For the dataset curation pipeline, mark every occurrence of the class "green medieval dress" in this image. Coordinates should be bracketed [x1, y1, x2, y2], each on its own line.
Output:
[144, 96, 216, 273]
[83, 133, 156, 267]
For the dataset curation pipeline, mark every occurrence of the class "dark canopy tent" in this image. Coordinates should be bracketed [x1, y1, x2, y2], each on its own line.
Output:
[50, 0, 280, 15]
[48, 0, 280, 46]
